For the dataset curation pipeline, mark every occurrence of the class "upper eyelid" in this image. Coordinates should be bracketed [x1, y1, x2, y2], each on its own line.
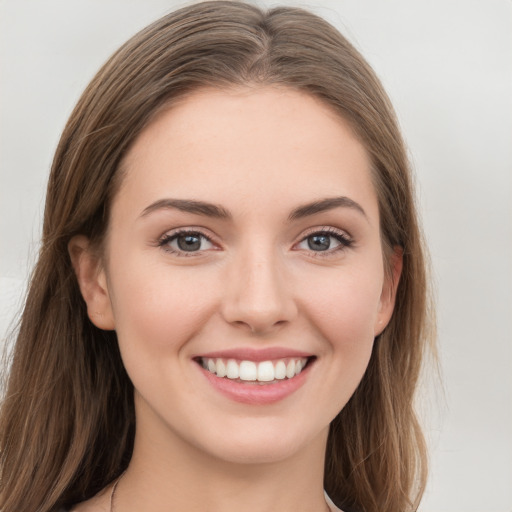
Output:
[159, 226, 217, 241]
[297, 225, 353, 240]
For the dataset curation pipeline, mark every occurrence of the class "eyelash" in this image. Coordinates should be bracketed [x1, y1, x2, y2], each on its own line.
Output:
[158, 228, 215, 256]
[295, 227, 353, 257]
[157, 227, 353, 257]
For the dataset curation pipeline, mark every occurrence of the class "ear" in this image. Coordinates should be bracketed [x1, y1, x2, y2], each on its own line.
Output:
[374, 246, 403, 336]
[68, 235, 115, 330]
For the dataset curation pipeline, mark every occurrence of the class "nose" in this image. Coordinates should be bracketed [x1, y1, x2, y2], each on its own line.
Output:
[221, 247, 298, 335]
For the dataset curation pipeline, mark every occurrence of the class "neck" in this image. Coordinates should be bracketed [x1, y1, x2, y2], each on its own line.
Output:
[115, 400, 330, 512]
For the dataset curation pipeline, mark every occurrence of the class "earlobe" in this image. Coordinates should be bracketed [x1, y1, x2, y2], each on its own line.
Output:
[374, 246, 403, 336]
[68, 235, 115, 330]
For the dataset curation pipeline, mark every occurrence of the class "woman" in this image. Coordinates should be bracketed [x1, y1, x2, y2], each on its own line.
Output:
[0, 2, 434, 511]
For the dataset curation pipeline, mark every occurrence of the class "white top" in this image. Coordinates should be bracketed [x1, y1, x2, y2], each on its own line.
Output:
[325, 492, 344, 512]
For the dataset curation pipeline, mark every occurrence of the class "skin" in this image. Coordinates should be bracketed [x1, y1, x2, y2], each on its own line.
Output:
[70, 86, 401, 512]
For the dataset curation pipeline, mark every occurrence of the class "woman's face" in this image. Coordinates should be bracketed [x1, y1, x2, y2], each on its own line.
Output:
[80, 86, 399, 464]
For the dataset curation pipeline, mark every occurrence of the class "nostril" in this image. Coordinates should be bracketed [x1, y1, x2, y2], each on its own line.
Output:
[248, 318, 289, 335]
[220, 265, 298, 332]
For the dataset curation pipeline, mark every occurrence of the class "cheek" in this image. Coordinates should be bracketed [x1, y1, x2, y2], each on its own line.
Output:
[107, 258, 218, 356]
[300, 265, 383, 354]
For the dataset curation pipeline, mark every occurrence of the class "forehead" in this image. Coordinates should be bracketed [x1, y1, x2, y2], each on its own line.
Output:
[116, 86, 377, 220]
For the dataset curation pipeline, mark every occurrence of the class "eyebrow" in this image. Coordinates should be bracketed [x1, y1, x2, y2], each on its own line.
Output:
[139, 195, 367, 222]
[140, 198, 231, 219]
[288, 196, 367, 221]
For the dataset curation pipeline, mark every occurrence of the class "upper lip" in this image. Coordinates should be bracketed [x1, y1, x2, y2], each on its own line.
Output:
[194, 347, 314, 362]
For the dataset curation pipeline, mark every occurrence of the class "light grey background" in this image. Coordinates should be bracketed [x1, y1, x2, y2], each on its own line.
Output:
[1, 1, 511, 510]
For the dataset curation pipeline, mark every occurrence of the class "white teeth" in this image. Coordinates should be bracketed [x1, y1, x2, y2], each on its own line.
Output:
[286, 360, 295, 379]
[226, 359, 239, 379]
[216, 359, 226, 378]
[257, 361, 275, 382]
[274, 360, 286, 380]
[239, 361, 257, 381]
[201, 357, 309, 382]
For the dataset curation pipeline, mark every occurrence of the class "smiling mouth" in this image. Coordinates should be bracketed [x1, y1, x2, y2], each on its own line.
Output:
[196, 357, 315, 384]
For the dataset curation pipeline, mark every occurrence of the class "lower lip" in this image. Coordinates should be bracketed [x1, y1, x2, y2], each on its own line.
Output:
[197, 361, 312, 405]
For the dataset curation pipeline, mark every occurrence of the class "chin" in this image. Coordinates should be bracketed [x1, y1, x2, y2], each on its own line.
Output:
[191, 418, 325, 466]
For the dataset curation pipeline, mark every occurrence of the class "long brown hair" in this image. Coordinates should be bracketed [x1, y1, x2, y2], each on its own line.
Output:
[0, 2, 434, 511]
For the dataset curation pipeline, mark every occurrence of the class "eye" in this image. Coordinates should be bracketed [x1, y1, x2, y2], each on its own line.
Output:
[159, 230, 214, 255]
[296, 229, 352, 253]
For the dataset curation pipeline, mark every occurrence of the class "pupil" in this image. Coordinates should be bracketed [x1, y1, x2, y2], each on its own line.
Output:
[308, 234, 330, 251]
[177, 234, 201, 251]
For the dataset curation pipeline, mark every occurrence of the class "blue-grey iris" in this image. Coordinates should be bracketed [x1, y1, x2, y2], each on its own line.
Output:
[308, 234, 330, 251]
[177, 233, 202, 251]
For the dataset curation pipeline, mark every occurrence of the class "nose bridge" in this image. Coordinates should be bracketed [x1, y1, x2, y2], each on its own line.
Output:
[222, 237, 296, 333]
